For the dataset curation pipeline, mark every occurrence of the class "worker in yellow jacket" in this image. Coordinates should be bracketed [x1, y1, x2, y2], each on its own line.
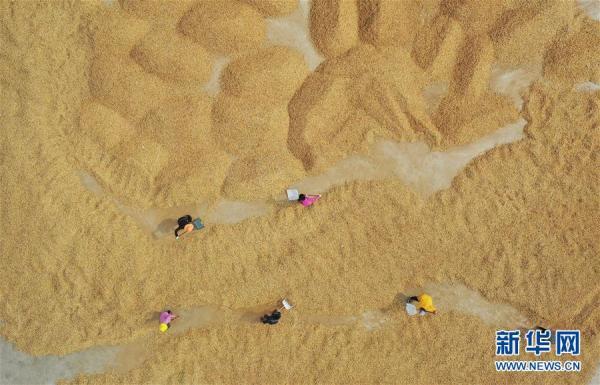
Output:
[407, 294, 436, 315]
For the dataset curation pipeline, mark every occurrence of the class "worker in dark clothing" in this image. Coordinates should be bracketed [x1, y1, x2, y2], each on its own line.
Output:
[261, 309, 282, 325]
[174, 215, 193, 239]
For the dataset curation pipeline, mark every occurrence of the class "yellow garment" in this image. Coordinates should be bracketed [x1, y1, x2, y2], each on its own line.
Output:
[159, 323, 169, 332]
[417, 294, 436, 313]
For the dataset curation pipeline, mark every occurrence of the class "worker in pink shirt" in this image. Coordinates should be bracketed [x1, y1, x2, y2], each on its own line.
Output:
[159, 310, 179, 333]
[298, 193, 321, 207]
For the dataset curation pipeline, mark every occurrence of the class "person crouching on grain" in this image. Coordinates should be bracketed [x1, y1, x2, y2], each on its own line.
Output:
[174, 215, 194, 239]
[407, 294, 436, 315]
[261, 309, 282, 325]
[159, 310, 179, 332]
[298, 193, 321, 207]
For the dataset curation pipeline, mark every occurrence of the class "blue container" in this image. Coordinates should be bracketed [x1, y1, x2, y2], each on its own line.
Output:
[192, 218, 204, 231]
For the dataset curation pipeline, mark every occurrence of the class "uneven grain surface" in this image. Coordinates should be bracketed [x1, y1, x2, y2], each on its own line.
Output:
[0, 1, 598, 384]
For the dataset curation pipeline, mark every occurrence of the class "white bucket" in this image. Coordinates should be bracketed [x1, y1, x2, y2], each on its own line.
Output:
[282, 298, 294, 310]
[286, 189, 299, 201]
[405, 302, 417, 316]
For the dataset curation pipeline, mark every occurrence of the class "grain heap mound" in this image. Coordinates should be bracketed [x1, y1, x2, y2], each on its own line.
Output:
[215, 46, 309, 200]
[82, 5, 232, 207]
[288, 0, 583, 172]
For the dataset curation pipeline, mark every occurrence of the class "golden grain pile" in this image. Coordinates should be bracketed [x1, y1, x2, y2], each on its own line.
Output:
[0, 0, 599, 384]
